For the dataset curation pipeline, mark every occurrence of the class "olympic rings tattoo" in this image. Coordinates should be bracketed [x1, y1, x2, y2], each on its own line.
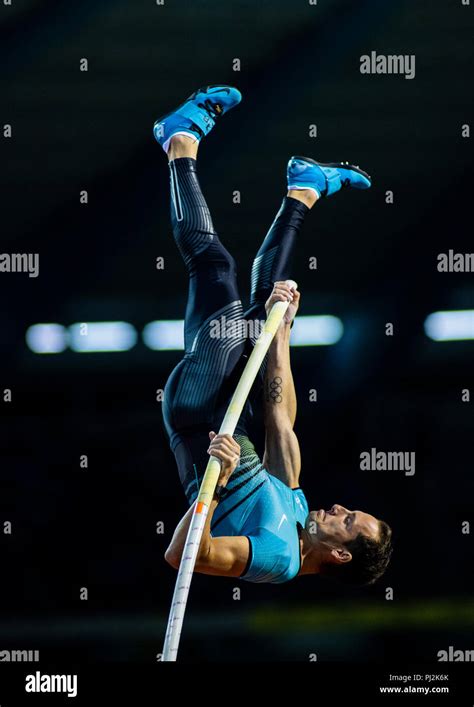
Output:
[267, 376, 282, 403]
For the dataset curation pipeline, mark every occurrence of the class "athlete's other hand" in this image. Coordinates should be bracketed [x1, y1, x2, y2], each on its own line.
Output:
[207, 432, 241, 485]
[265, 280, 300, 325]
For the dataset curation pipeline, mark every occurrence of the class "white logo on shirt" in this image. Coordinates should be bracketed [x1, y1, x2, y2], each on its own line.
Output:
[278, 514, 288, 530]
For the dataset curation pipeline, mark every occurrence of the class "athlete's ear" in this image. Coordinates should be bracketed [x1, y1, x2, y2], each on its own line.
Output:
[330, 547, 352, 565]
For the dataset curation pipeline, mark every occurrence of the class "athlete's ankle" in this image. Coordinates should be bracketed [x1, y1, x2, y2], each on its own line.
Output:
[167, 134, 199, 161]
[287, 188, 319, 209]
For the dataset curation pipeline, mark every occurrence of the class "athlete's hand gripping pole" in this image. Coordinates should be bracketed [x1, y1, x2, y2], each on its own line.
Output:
[162, 280, 298, 661]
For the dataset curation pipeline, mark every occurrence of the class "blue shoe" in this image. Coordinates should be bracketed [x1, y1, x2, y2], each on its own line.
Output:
[153, 85, 242, 153]
[287, 155, 371, 198]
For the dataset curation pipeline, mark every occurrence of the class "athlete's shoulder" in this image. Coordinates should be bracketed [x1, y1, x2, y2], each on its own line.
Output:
[291, 485, 307, 498]
[240, 527, 290, 584]
[292, 486, 309, 518]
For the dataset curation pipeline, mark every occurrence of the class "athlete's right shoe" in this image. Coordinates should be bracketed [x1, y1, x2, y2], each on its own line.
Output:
[287, 155, 372, 198]
[153, 85, 242, 153]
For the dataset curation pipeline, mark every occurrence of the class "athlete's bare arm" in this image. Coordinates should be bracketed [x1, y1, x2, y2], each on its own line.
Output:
[165, 432, 250, 577]
[262, 281, 302, 489]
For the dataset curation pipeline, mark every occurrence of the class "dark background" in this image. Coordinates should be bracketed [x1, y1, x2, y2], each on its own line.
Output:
[0, 0, 473, 667]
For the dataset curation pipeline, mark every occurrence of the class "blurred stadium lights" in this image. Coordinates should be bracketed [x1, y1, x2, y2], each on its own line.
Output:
[291, 315, 344, 346]
[142, 320, 184, 350]
[26, 316, 345, 354]
[25, 323, 68, 354]
[23, 311, 474, 354]
[68, 322, 138, 353]
[424, 310, 474, 342]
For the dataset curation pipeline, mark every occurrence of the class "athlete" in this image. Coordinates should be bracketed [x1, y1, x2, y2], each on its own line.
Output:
[154, 85, 392, 586]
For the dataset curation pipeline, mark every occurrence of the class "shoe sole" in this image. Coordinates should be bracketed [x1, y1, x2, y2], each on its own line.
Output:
[154, 85, 239, 131]
[292, 155, 371, 181]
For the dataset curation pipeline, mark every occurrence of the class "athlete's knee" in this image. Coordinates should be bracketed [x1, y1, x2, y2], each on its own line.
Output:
[195, 242, 237, 282]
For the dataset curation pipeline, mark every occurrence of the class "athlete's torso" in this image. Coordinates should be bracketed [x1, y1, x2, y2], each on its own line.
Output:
[169, 428, 309, 584]
[212, 436, 309, 584]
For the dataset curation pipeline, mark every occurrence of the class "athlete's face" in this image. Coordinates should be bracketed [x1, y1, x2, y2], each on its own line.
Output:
[306, 504, 380, 545]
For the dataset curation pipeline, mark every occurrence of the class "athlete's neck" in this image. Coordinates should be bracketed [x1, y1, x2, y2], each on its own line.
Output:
[298, 528, 324, 576]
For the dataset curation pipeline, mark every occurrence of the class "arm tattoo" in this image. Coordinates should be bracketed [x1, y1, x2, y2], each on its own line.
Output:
[266, 376, 283, 403]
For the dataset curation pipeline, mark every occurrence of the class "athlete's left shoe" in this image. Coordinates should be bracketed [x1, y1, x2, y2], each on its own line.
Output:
[287, 155, 371, 199]
[153, 85, 242, 153]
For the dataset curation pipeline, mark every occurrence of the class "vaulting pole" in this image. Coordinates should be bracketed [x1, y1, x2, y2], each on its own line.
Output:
[162, 280, 297, 661]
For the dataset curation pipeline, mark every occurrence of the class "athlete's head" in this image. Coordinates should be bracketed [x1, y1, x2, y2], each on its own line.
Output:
[305, 504, 392, 586]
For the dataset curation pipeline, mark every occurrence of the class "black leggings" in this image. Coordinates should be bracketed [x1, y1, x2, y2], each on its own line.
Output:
[162, 157, 309, 452]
